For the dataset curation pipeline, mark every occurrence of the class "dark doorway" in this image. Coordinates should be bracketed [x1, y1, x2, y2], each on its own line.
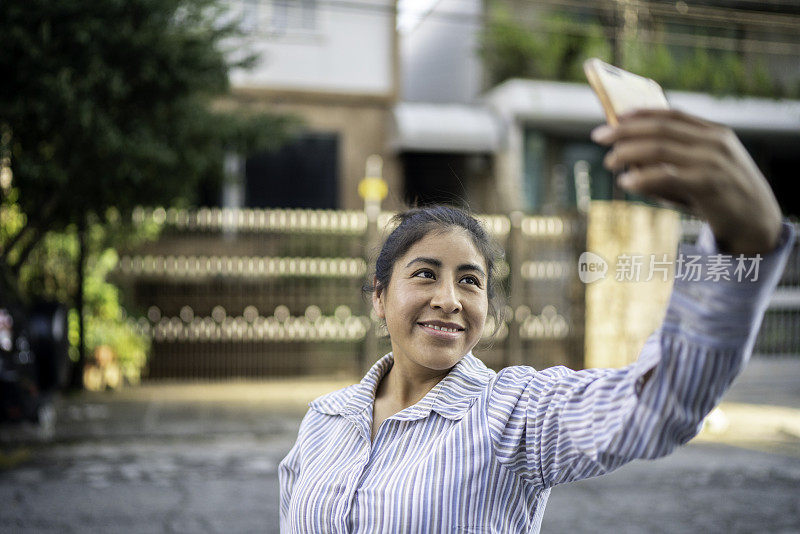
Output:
[401, 152, 491, 209]
[245, 133, 339, 209]
[741, 135, 800, 218]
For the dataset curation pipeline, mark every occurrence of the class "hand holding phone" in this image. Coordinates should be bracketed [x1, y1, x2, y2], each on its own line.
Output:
[583, 58, 688, 210]
[584, 59, 783, 255]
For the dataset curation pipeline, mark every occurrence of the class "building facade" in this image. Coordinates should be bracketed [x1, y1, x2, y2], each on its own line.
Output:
[397, 0, 800, 216]
[221, 0, 402, 211]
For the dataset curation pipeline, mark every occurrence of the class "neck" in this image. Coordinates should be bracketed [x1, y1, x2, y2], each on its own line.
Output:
[377, 356, 452, 408]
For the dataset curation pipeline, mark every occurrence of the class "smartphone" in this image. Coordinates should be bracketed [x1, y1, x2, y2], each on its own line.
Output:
[583, 58, 669, 126]
[584, 58, 691, 210]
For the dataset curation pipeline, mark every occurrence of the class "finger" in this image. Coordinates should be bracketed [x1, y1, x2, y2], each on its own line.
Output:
[593, 112, 717, 147]
[604, 139, 704, 172]
[618, 108, 717, 129]
[617, 163, 695, 206]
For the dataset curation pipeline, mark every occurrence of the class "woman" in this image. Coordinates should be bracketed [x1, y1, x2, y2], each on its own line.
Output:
[279, 110, 794, 532]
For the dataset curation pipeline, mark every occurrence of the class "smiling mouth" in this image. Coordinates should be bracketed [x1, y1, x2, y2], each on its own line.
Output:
[418, 322, 464, 333]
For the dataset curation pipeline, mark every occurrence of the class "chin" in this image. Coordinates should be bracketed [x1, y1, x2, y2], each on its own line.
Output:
[419, 352, 466, 371]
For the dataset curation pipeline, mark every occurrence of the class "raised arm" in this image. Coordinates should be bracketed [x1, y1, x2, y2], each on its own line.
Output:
[488, 221, 793, 488]
[486, 110, 794, 489]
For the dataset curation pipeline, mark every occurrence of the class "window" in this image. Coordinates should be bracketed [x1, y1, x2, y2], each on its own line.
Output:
[236, 0, 317, 34]
[523, 128, 616, 213]
[244, 133, 338, 209]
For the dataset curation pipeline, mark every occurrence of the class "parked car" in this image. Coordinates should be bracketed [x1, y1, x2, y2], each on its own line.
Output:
[0, 280, 70, 437]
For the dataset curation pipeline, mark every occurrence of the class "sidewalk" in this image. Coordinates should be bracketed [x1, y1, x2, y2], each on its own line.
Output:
[2, 357, 798, 454]
[1, 377, 354, 445]
[694, 356, 800, 457]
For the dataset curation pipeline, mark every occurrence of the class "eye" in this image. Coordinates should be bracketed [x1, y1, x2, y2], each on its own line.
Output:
[460, 275, 481, 287]
[413, 269, 435, 280]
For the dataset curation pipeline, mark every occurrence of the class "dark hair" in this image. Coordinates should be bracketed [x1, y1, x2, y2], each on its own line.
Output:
[364, 205, 505, 329]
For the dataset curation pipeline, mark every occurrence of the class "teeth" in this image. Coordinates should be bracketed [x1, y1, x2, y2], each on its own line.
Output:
[423, 324, 458, 333]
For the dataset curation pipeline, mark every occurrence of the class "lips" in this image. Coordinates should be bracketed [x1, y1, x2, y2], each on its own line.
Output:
[417, 320, 465, 333]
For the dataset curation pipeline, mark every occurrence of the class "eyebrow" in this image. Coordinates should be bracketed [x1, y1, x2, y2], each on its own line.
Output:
[405, 257, 486, 278]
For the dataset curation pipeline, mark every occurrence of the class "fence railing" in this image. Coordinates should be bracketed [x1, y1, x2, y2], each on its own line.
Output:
[681, 218, 800, 356]
[115, 208, 800, 380]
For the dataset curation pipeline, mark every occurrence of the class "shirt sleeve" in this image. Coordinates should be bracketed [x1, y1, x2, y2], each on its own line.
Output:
[486, 222, 795, 489]
[278, 409, 313, 531]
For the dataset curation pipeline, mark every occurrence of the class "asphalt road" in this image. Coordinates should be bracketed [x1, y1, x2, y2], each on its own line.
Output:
[1, 358, 799, 533]
[2, 432, 799, 533]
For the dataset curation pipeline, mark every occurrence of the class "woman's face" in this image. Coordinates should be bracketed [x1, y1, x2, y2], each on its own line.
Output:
[373, 227, 489, 372]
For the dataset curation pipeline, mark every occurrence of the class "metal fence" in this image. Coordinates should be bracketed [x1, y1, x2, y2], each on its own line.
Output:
[747, 228, 800, 356]
[680, 218, 800, 356]
[115, 208, 800, 380]
[115, 207, 587, 379]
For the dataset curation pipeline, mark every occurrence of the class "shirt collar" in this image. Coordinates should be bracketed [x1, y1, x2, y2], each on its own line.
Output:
[310, 352, 495, 421]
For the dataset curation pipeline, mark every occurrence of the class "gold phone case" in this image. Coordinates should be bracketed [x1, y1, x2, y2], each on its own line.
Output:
[584, 58, 670, 125]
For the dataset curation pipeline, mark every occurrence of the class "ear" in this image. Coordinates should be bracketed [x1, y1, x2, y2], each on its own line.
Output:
[371, 277, 386, 319]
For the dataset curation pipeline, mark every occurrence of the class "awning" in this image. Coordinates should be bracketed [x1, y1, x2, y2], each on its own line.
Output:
[390, 102, 503, 153]
[484, 79, 800, 136]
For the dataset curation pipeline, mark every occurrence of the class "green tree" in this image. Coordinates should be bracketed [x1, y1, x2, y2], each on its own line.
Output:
[0, 0, 297, 386]
[0, 0, 295, 289]
[481, 8, 610, 86]
[15, 209, 160, 384]
[480, 7, 795, 99]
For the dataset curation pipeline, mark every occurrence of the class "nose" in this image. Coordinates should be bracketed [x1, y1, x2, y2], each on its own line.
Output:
[430, 279, 462, 314]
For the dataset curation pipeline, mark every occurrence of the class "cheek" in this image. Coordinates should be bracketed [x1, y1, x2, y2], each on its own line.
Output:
[474, 293, 490, 318]
[465, 295, 489, 333]
[382, 286, 417, 323]
[475, 304, 489, 331]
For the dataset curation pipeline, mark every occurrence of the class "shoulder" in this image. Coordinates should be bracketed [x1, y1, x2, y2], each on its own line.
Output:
[493, 364, 575, 386]
[489, 364, 599, 398]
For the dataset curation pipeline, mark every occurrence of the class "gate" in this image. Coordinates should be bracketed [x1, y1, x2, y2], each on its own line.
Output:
[115, 207, 799, 380]
[116, 207, 586, 379]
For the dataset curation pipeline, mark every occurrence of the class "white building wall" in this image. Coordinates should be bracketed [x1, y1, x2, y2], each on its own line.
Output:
[401, 0, 483, 103]
[227, 0, 395, 95]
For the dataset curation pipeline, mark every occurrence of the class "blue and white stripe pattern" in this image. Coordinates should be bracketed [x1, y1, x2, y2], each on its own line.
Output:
[279, 224, 794, 533]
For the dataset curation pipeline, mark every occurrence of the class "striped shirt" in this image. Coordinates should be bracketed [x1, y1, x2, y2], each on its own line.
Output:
[279, 224, 794, 533]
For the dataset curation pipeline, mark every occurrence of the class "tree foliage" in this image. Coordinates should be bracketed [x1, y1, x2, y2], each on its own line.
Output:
[0, 0, 295, 283]
[480, 6, 797, 99]
[0, 0, 297, 383]
[481, 8, 610, 86]
[16, 209, 159, 382]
